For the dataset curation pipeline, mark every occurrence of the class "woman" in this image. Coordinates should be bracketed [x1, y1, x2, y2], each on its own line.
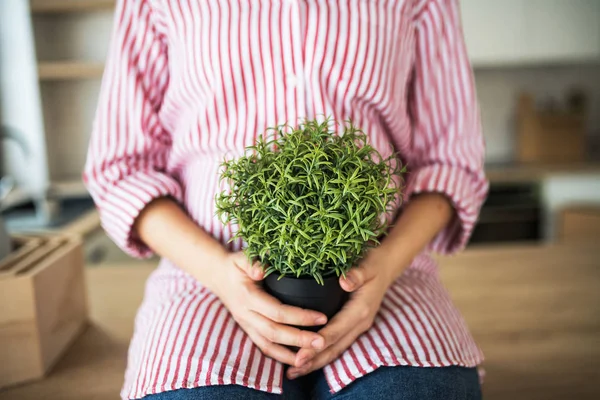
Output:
[85, 0, 488, 399]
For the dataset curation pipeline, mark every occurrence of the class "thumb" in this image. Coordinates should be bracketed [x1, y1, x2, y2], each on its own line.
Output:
[232, 252, 265, 281]
[340, 264, 373, 292]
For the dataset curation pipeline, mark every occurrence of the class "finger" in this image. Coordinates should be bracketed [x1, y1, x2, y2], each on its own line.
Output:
[339, 266, 368, 292]
[339, 262, 376, 292]
[316, 302, 356, 348]
[294, 348, 318, 368]
[248, 330, 298, 366]
[250, 288, 327, 327]
[251, 311, 325, 351]
[292, 302, 356, 366]
[292, 298, 370, 367]
[231, 252, 264, 281]
[288, 328, 361, 379]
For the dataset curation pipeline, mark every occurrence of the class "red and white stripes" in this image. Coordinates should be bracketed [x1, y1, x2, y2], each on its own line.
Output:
[84, 0, 488, 398]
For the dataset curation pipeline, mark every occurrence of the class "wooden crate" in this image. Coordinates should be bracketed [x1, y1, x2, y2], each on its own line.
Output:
[0, 236, 42, 274]
[517, 93, 586, 164]
[0, 234, 88, 389]
[559, 206, 600, 243]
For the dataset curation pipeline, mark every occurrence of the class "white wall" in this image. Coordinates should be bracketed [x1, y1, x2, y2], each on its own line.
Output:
[461, 0, 600, 67]
[474, 64, 600, 163]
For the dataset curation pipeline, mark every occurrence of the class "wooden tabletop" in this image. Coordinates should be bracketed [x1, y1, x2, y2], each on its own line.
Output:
[1, 243, 599, 400]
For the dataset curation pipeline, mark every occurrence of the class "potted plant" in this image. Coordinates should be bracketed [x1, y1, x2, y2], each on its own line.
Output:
[216, 119, 404, 324]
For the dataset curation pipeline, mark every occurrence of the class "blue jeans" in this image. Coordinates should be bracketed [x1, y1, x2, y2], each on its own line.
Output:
[142, 366, 481, 400]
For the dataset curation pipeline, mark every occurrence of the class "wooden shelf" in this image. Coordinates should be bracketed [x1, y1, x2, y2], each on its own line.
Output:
[30, 0, 115, 13]
[48, 180, 89, 198]
[486, 162, 600, 184]
[38, 61, 104, 80]
[62, 208, 101, 237]
[0, 187, 31, 212]
[0, 180, 88, 211]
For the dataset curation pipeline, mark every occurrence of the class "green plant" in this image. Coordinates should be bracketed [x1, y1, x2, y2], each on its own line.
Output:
[216, 119, 405, 284]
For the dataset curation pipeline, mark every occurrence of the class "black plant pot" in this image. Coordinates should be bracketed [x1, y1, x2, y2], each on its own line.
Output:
[263, 273, 349, 331]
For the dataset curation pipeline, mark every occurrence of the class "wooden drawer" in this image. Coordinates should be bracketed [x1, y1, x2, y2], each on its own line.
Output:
[559, 206, 600, 242]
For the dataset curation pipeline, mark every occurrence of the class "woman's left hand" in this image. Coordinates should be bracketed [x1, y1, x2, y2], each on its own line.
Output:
[286, 253, 396, 379]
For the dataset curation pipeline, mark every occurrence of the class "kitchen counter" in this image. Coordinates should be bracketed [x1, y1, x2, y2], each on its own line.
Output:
[434, 242, 600, 400]
[2, 197, 100, 235]
[485, 162, 600, 183]
[4, 161, 600, 239]
[1, 243, 599, 400]
[60, 208, 101, 237]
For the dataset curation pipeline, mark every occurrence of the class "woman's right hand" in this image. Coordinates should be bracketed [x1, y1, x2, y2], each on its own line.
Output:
[211, 252, 327, 368]
[133, 199, 324, 367]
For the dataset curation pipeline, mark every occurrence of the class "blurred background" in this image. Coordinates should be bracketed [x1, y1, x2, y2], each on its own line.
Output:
[0, 1, 599, 400]
[2, 0, 600, 256]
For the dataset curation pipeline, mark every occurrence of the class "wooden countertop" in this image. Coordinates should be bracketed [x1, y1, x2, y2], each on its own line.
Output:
[485, 162, 600, 183]
[2, 243, 599, 400]
[60, 209, 102, 238]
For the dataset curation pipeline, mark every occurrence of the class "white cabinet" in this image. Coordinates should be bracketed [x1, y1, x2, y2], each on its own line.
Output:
[460, 0, 600, 66]
[541, 175, 600, 240]
[526, 0, 600, 62]
[460, 0, 528, 66]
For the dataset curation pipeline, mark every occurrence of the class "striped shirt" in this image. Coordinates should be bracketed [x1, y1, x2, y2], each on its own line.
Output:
[84, 0, 489, 398]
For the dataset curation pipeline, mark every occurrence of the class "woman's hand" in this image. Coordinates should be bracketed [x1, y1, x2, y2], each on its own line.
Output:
[134, 195, 453, 374]
[134, 199, 327, 367]
[286, 253, 396, 379]
[285, 194, 454, 377]
[212, 252, 327, 367]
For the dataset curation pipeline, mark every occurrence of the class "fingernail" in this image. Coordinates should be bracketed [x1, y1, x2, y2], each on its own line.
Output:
[288, 371, 299, 380]
[345, 275, 356, 288]
[315, 316, 327, 325]
[311, 337, 324, 349]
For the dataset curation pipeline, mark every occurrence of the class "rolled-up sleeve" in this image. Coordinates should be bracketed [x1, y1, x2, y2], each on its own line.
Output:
[405, 0, 489, 255]
[83, 0, 182, 258]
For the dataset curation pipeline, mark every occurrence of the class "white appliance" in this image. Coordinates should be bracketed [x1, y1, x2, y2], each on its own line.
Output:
[0, 215, 9, 261]
[0, 0, 50, 209]
[0, 176, 14, 259]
